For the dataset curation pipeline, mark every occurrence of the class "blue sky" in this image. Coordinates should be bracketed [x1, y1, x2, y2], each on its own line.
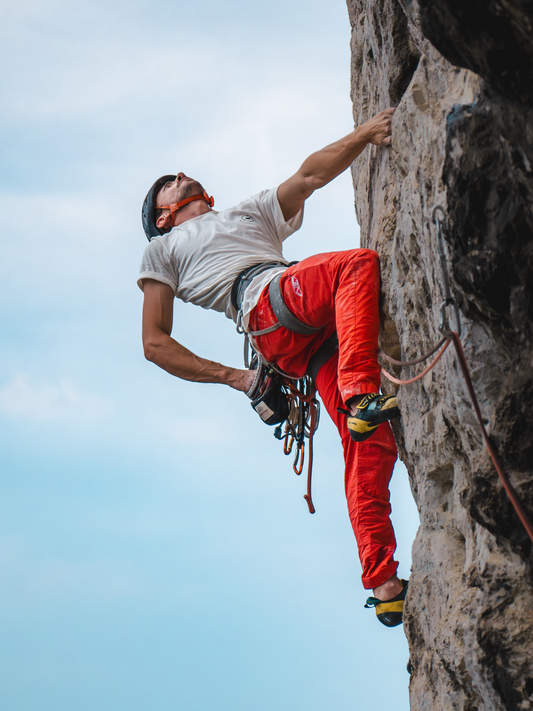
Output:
[0, 1, 419, 709]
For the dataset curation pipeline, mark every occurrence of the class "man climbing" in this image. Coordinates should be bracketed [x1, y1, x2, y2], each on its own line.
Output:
[138, 107, 408, 626]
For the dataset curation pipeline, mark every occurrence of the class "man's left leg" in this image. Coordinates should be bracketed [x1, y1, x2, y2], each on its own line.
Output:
[316, 354, 408, 626]
[315, 352, 400, 591]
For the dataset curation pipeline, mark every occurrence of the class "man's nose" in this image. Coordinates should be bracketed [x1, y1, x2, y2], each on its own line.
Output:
[176, 172, 185, 182]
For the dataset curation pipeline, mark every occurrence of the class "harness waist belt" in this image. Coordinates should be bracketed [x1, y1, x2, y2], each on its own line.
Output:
[231, 261, 289, 313]
[268, 273, 323, 337]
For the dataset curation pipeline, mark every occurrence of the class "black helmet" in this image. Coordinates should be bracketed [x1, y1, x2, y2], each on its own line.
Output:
[142, 175, 215, 242]
[141, 174, 176, 242]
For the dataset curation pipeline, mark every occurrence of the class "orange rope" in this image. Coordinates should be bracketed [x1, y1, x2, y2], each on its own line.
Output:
[447, 332, 533, 543]
[380, 336, 448, 367]
[380, 332, 533, 544]
[380, 338, 452, 385]
[286, 381, 318, 514]
[304, 403, 317, 514]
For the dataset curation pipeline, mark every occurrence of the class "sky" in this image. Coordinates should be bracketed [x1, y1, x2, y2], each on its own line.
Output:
[0, 1, 419, 709]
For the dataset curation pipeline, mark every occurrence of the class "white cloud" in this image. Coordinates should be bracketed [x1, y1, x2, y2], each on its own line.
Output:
[0, 373, 113, 423]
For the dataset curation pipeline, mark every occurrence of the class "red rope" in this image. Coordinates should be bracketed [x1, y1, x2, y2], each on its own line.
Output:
[380, 332, 533, 544]
[304, 404, 317, 514]
[380, 338, 452, 385]
[286, 382, 317, 514]
[380, 336, 448, 367]
[447, 332, 533, 543]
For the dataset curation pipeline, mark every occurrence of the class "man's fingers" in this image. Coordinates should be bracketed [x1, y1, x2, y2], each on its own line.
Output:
[363, 107, 395, 146]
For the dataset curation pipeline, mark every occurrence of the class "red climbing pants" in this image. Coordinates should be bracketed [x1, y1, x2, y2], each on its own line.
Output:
[248, 249, 399, 589]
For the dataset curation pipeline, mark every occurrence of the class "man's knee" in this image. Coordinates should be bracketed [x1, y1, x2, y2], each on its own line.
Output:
[339, 248, 380, 272]
[354, 248, 379, 265]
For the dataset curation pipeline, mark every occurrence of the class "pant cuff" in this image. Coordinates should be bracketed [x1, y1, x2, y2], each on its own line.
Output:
[362, 561, 399, 591]
[340, 382, 378, 405]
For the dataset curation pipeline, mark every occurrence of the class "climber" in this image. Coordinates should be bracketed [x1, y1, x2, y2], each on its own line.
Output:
[138, 107, 408, 626]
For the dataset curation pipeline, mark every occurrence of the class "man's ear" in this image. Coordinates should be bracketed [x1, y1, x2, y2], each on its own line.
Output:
[156, 211, 173, 230]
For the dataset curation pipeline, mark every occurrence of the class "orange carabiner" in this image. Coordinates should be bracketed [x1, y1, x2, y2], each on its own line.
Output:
[284, 431, 294, 455]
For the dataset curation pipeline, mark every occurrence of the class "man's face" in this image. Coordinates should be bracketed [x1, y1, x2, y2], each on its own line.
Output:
[156, 173, 205, 208]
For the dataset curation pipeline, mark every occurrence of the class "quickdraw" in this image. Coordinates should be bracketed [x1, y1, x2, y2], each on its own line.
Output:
[274, 376, 320, 514]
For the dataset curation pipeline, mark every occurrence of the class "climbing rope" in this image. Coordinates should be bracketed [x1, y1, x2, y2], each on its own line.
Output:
[379, 208, 533, 545]
[380, 337, 451, 386]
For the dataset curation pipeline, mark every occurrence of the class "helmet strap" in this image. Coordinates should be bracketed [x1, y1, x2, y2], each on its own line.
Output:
[157, 190, 214, 225]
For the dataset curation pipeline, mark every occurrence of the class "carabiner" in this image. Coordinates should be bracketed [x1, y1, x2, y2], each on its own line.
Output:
[293, 441, 305, 476]
[432, 206, 462, 337]
[284, 432, 294, 455]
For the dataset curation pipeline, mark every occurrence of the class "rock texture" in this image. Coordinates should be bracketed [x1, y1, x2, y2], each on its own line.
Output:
[346, 1, 533, 709]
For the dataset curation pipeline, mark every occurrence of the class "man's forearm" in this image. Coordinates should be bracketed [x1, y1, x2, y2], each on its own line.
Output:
[144, 330, 251, 391]
[298, 125, 370, 191]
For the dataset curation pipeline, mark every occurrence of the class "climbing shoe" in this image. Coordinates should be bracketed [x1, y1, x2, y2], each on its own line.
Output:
[364, 579, 409, 628]
[346, 393, 400, 443]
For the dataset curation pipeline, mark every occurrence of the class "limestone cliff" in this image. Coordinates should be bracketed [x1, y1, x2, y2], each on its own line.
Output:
[345, 1, 533, 708]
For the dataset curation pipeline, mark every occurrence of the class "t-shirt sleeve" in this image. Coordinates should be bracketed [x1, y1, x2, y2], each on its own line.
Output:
[137, 238, 178, 293]
[254, 186, 304, 243]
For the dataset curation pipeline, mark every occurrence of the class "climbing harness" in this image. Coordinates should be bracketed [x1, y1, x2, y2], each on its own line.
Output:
[234, 264, 324, 367]
[232, 261, 291, 365]
[379, 207, 533, 545]
[233, 264, 334, 514]
[268, 273, 323, 337]
[231, 262, 290, 321]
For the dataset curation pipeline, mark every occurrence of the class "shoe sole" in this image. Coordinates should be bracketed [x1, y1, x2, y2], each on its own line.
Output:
[376, 594, 406, 627]
[377, 610, 404, 627]
[368, 579, 409, 628]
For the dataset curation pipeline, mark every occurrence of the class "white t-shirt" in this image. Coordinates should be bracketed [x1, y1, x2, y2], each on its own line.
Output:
[138, 186, 303, 325]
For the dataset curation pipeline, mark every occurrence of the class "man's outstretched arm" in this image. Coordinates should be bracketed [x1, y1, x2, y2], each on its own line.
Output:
[277, 108, 394, 221]
[142, 279, 255, 392]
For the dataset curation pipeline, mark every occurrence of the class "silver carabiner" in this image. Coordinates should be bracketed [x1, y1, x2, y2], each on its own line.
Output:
[432, 206, 462, 337]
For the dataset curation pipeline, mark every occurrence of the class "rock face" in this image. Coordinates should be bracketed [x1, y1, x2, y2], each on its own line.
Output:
[346, 1, 533, 708]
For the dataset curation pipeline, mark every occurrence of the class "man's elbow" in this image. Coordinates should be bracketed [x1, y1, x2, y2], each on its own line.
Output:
[299, 171, 325, 195]
[143, 337, 161, 364]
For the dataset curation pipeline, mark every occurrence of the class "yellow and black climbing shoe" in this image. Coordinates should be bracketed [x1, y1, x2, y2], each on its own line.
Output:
[346, 393, 400, 443]
[364, 579, 409, 628]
